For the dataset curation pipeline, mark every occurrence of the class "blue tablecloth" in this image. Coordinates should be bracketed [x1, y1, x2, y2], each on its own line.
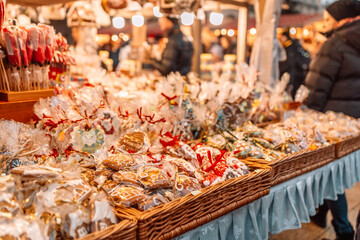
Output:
[175, 150, 360, 240]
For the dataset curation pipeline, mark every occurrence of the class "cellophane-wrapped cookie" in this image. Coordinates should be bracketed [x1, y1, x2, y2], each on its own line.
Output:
[137, 166, 171, 190]
[0, 216, 48, 240]
[102, 153, 136, 171]
[108, 185, 147, 207]
[0, 175, 21, 218]
[89, 193, 118, 233]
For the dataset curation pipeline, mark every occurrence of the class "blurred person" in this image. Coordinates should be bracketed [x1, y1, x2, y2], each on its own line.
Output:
[220, 35, 236, 55]
[152, 16, 193, 76]
[153, 37, 168, 61]
[279, 31, 311, 98]
[202, 27, 223, 61]
[116, 40, 132, 72]
[109, 39, 121, 71]
[357, 210, 360, 240]
[305, 1, 360, 239]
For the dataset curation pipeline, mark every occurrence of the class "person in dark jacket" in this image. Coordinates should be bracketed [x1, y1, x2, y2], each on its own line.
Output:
[305, 0, 360, 118]
[306, 1, 360, 240]
[356, 210, 360, 240]
[279, 31, 311, 99]
[152, 16, 193, 76]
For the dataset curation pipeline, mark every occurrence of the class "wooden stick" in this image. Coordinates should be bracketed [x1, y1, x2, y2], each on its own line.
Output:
[0, 60, 10, 91]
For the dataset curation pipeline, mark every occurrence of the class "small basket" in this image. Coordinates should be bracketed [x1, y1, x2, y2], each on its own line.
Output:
[79, 213, 137, 240]
[116, 163, 272, 240]
[335, 134, 360, 159]
[246, 144, 335, 186]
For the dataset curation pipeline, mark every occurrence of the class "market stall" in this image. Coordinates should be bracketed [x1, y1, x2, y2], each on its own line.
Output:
[175, 151, 360, 240]
[0, 1, 359, 240]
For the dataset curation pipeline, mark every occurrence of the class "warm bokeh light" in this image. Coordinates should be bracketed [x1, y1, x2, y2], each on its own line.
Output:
[227, 29, 235, 37]
[290, 27, 296, 35]
[209, 12, 224, 26]
[112, 16, 125, 29]
[153, 6, 162, 18]
[111, 34, 119, 42]
[181, 12, 194, 26]
[249, 28, 257, 35]
[132, 14, 144, 27]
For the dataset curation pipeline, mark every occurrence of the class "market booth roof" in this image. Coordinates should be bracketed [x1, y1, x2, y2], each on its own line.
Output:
[208, 13, 323, 30]
[7, 0, 75, 6]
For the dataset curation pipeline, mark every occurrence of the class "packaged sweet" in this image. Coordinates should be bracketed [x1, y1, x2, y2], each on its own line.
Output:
[118, 131, 150, 153]
[62, 205, 90, 240]
[166, 157, 197, 178]
[138, 166, 171, 190]
[112, 171, 140, 186]
[174, 174, 202, 197]
[101, 180, 119, 193]
[102, 153, 136, 171]
[0, 175, 21, 218]
[3, 26, 21, 68]
[89, 193, 117, 233]
[0, 217, 48, 240]
[10, 165, 62, 181]
[108, 185, 147, 207]
[137, 193, 168, 211]
[225, 157, 250, 176]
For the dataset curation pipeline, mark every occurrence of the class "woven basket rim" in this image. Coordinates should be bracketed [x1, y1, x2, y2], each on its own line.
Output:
[117, 165, 271, 219]
[78, 215, 137, 240]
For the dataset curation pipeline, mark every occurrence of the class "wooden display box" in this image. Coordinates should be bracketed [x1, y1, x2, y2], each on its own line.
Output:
[0, 89, 54, 102]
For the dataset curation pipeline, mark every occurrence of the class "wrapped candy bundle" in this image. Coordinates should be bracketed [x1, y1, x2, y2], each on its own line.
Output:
[0, 23, 56, 92]
[49, 34, 75, 85]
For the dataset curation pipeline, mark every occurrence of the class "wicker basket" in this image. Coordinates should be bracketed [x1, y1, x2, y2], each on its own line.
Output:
[79, 213, 137, 240]
[335, 134, 360, 159]
[116, 163, 272, 240]
[246, 144, 335, 186]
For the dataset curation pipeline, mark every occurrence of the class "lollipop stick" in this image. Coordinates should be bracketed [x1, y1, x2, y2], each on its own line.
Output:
[1, 60, 10, 91]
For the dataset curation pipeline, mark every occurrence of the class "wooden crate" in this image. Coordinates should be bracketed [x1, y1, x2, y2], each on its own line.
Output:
[0, 89, 54, 102]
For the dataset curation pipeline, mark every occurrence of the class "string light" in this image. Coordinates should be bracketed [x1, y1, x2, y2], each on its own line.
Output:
[153, 6, 162, 18]
[132, 14, 144, 27]
[180, 12, 194, 26]
[221, 28, 227, 35]
[112, 16, 125, 29]
[227, 29, 235, 37]
[290, 27, 296, 35]
[111, 35, 119, 41]
[249, 28, 257, 35]
[303, 29, 309, 36]
[209, 12, 223, 26]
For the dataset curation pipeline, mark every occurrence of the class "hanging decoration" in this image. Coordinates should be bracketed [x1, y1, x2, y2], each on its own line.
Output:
[101, 0, 128, 14]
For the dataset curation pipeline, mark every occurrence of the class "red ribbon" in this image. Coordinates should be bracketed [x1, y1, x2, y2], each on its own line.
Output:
[159, 132, 181, 148]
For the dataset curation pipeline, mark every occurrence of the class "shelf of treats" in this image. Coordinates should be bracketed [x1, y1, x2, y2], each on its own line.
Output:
[0, 89, 54, 123]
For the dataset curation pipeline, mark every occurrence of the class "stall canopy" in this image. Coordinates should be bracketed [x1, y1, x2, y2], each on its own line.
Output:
[205, 13, 323, 30]
[7, 0, 76, 6]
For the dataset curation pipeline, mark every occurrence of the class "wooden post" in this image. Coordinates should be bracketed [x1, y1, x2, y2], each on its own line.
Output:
[191, 18, 202, 74]
[236, 6, 248, 64]
[258, 0, 266, 23]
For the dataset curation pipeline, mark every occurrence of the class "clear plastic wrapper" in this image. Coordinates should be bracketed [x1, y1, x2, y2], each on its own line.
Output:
[0, 216, 48, 240]
[137, 166, 171, 190]
[102, 153, 136, 171]
[108, 185, 147, 208]
[89, 193, 117, 233]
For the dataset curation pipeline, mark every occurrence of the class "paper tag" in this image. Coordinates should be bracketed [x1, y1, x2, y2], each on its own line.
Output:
[4, 33, 14, 55]
[191, 190, 202, 196]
